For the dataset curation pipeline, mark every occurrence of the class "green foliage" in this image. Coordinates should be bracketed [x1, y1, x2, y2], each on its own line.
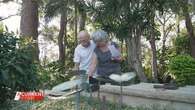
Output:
[37, 61, 74, 90]
[65, 33, 77, 69]
[174, 35, 190, 55]
[37, 32, 77, 89]
[41, 25, 59, 43]
[87, 0, 175, 39]
[0, 23, 4, 32]
[143, 49, 153, 80]
[157, 46, 177, 82]
[44, 0, 67, 20]
[120, 59, 131, 73]
[169, 55, 195, 86]
[0, 32, 38, 108]
[87, 0, 146, 38]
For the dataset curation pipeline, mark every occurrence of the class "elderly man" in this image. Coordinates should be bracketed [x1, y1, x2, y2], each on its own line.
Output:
[73, 30, 96, 73]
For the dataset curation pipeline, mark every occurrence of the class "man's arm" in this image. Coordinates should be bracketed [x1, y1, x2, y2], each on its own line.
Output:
[74, 63, 80, 71]
[73, 47, 80, 70]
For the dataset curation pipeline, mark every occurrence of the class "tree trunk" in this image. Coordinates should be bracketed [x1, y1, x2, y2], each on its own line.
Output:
[149, 35, 158, 83]
[64, 13, 67, 73]
[120, 40, 124, 56]
[176, 15, 180, 36]
[182, 0, 195, 58]
[126, 32, 148, 82]
[58, 12, 67, 74]
[20, 0, 39, 62]
[78, 10, 86, 31]
[160, 18, 167, 78]
[74, 0, 78, 45]
[184, 12, 195, 58]
[157, 13, 175, 80]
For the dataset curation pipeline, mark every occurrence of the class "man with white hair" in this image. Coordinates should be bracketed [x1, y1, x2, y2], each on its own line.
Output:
[73, 30, 96, 73]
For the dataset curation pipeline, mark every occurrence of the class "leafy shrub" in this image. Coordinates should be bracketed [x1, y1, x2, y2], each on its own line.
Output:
[120, 59, 131, 73]
[37, 61, 74, 90]
[0, 32, 38, 108]
[157, 47, 177, 83]
[169, 55, 195, 86]
[174, 35, 190, 55]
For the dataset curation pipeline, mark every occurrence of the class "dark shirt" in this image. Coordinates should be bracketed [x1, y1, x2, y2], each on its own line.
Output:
[94, 43, 121, 77]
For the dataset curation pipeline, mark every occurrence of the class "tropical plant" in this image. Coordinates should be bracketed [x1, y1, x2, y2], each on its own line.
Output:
[0, 31, 38, 108]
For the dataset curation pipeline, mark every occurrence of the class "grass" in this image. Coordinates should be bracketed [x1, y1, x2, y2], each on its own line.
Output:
[8, 96, 175, 110]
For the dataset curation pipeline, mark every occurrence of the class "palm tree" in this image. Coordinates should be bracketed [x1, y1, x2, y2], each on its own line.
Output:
[181, 0, 195, 58]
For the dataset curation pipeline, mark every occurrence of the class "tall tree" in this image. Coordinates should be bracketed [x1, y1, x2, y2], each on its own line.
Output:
[20, 0, 39, 62]
[156, 12, 175, 76]
[78, 1, 87, 31]
[45, 0, 68, 73]
[176, 14, 180, 36]
[74, 0, 78, 44]
[58, 12, 67, 74]
[143, 0, 178, 82]
[149, 33, 159, 82]
[87, 0, 149, 82]
[181, 0, 195, 58]
[143, 1, 159, 82]
[126, 34, 148, 82]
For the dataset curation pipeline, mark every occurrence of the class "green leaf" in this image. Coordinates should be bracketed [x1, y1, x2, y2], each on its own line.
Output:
[11, 64, 25, 75]
[0, 70, 9, 80]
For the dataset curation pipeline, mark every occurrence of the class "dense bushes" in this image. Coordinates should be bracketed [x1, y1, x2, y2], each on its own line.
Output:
[169, 55, 195, 86]
[0, 32, 38, 108]
[0, 31, 75, 109]
[167, 33, 195, 86]
[174, 35, 190, 55]
[37, 61, 74, 90]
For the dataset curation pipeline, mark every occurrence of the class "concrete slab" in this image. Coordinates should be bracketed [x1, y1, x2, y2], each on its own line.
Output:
[98, 83, 195, 110]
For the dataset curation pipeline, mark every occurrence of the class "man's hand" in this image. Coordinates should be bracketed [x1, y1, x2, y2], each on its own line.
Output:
[73, 63, 79, 71]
